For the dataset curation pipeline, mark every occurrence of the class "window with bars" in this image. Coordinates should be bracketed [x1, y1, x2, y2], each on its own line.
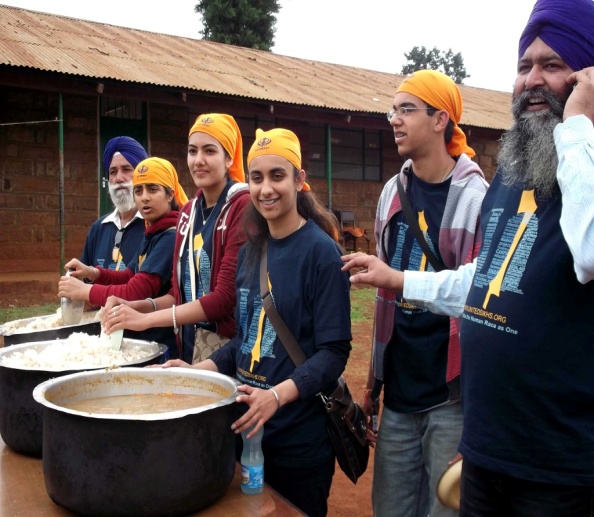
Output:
[308, 125, 381, 181]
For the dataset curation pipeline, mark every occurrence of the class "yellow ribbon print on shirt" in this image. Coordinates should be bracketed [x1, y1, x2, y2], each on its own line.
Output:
[193, 234, 204, 274]
[112, 250, 123, 270]
[418, 210, 429, 272]
[483, 189, 537, 308]
[250, 273, 271, 371]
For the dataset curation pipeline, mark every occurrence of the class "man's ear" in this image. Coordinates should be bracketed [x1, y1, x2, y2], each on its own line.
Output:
[434, 110, 451, 132]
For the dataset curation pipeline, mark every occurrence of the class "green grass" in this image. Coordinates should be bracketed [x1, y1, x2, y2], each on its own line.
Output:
[350, 287, 375, 322]
[0, 288, 376, 326]
[0, 304, 60, 325]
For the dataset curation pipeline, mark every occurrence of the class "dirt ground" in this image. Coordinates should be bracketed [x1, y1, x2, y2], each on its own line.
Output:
[327, 287, 375, 517]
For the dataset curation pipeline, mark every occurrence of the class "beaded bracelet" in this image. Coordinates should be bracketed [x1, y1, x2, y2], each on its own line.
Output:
[270, 387, 281, 410]
[145, 298, 157, 312]
[172, 304, 179, 334]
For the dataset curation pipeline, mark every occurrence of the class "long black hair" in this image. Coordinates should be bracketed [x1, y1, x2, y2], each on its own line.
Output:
[243, 166, 341, 267]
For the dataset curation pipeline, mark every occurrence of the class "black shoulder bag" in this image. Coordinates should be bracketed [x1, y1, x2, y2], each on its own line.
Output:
[259, 243, 369, 484]
[396, 174, 446, 272]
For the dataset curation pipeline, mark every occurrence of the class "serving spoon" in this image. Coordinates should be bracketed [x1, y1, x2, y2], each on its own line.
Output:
[108, 328, 124, 351]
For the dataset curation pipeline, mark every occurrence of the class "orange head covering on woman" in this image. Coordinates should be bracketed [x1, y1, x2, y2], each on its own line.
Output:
[188, 114, 245, 183]
[133, 157, 189, 207]
[396, 70, 475, 158]
[247, 128, 310, 191]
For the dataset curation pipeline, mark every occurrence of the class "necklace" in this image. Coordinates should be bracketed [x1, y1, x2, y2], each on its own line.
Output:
[200, 198, 214, 225]
[297, 218, 305, 230]
[440, 158, 454, 183]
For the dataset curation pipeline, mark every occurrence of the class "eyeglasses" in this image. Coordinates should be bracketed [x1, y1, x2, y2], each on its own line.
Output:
[112, 229, 124, 262]
[386, 107, 434, 121]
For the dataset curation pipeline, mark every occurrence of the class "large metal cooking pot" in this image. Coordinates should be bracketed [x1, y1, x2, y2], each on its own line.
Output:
[33, 368, 240, 517]
[0, 311, 101, 346]
[0, 338, 167, 457]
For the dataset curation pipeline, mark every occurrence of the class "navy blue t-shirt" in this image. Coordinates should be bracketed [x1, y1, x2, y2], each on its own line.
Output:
[124, 227, 177, 356]
[460, 173, 594, 485]
[80, 215, 144, 272]
[128, 229, 175, 289]
[210, 220, 352, 468]
[180, 182, 232, 362]
[385, 173, 451, 413]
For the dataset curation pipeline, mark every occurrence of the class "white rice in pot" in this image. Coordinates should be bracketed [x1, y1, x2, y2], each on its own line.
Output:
[0, 332, 158, 370]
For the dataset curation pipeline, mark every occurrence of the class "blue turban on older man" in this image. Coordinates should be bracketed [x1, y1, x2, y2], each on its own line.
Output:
[103, 136, 148, 178]
[519, 0, 594, 72]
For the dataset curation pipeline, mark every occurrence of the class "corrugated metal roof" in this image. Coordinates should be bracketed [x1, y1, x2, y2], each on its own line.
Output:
[0, 5, 512, 130]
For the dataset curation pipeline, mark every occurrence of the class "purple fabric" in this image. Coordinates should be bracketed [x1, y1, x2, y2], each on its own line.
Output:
[519, 0, 594, 72]
[103, 136, 148, 177]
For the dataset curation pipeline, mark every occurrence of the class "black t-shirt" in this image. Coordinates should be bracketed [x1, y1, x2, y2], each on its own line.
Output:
[385, 173, 451, 412]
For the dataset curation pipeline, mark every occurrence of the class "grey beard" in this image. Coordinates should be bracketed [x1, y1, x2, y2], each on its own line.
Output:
[108, 182, 136, 213]
[497, 88, 564, 199]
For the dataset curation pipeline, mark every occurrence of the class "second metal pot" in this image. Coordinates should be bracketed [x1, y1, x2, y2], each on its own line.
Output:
[0, 338, 167, 457]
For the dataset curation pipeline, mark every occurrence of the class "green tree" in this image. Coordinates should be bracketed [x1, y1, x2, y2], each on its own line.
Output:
[401, 46, 470, 84]
[195, 0, 280, 50]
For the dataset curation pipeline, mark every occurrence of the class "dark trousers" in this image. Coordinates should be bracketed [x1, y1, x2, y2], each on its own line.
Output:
[461, 458, 594, 516]
[265, 456, 335, 517]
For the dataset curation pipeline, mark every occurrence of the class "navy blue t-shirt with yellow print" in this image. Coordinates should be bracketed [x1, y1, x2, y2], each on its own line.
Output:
[124, 227, 177, 354]
[210, 220, 352, 468]
[459, 173, 594, 485]
[385, 173, 451, 413]
[180, 181, 232, 362]
[80, 215, 144, 272]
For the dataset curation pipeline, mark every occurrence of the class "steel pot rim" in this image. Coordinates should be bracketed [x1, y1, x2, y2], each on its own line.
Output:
[33, 367, 240, 421]
[0, 311, 101, 336]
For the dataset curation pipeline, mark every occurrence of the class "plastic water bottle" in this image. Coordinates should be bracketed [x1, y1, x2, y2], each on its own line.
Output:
[240, 425, 264, 495]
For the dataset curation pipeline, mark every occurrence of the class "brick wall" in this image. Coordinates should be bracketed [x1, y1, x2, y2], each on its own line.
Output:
[0, 86, 503, 274]
[148, 104, 193, 196]
[0, 89, 96, 272]
[465, 126, 501, 183]
[0, 89, 193, 274]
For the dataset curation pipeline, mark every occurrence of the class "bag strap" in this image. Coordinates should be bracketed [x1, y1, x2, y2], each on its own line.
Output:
[259, 242, 307, 367]
[396, 174, 446, 272]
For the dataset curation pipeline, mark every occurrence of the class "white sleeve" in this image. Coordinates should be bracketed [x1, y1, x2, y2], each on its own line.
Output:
[402, 259, 477, 318]
[555, 115, 594, 284]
